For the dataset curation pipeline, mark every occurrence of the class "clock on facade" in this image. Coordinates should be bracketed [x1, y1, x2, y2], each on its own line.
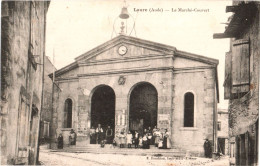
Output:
[118, 45, 127, 55]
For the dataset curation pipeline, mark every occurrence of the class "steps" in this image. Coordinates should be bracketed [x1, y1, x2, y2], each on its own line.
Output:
[59, 144, 186, 157]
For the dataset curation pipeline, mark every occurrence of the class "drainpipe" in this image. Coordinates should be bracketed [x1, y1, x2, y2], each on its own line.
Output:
[36, 1, 47, 163]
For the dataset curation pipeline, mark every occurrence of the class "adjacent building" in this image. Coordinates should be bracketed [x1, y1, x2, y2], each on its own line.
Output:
[217, 108, 229, 155]
[214, 1, 259, 165]
[1, 1, 49, 165]
[49, 35, 219, 156]
[39, 56, 56, 145]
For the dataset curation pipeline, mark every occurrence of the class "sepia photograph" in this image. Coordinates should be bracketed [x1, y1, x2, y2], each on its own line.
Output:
[1, 0, 259, 165]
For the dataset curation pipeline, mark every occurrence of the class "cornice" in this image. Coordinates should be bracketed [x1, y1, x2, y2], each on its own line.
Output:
[78, 54, 173, 66]
[77, 66, 173, 77]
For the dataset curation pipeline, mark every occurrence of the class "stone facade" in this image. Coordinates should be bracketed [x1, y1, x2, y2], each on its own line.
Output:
[217, 109, 228, 155]
[1, 1, 49, 165]
[214, 1, 259, 165]
[39, 56, 56, 140]
[50, 35, 219, 155]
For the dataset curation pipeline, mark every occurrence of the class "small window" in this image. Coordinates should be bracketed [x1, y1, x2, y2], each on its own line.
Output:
[64, 99, 72, 128]
[217, 121, 221, 131]
[184, 92, 194, 127]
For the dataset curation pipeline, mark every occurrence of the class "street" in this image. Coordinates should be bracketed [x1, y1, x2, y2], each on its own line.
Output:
[39, 148, 229, 166]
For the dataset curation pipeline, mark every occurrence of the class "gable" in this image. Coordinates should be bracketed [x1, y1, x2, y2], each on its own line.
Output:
[76, 35, 176, 64]
[86, 42, 165, 62]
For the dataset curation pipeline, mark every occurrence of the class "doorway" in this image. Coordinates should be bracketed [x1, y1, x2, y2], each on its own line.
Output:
[91, 85, 115, 144]
[129, 82, 158, 136]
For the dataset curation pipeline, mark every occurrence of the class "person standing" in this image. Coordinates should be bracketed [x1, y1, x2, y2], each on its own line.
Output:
[204, 139, 212, 158]
[119, 131, 126, 148]
[154, 129, 161, 147]
[147, 126, 152, 145]
[142, 134, 148, 149]
[69, 129, 77, 145]
[138, 135, 143, 148]
[106, 126, 113, 144]
[57, 133, 63, 149]
[134, 131, 139, 148]
[96, 124, 103, 144]
[163, 129, 171, 149]
[90, 127, 96, 144]
[152, 126, 158, 145]
[126, 131, 133, 148]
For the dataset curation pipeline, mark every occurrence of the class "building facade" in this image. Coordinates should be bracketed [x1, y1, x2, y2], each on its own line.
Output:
[214, 1, 259, 165]
[1, 1, 49, 165]
[217, 109, 229, 155]
[50, 35, 219, 155]
[39, 56, 56, 144]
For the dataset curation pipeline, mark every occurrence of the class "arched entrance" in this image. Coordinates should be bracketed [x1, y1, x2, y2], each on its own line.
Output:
[129, 82, 158, 135]
[91, 85, 115, 144]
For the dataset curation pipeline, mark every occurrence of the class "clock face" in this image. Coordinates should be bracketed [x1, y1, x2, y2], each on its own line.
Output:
[118, 45, 127, 55]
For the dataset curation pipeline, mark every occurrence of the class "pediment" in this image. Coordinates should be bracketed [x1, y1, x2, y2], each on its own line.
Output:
[76, 35, 176, 64]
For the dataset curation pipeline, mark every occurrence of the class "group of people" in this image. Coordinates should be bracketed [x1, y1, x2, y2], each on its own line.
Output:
[90, 124, 114, 145]
[57, 126, 212, 159]
[57, 129, 77, 149]
[118, 126, 171, 149]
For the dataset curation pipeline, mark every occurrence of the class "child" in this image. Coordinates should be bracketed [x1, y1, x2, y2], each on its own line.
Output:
[139, 135, 143, 148]
[119, 131, 125, 148]
[112, 138, 117, 148]
[142, 134, 148, 149]
[126, 131, 133, 148]
[158, 138, 163, 149]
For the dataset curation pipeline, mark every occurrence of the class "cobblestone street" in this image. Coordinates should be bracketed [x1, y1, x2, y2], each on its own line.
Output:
[39, 148, 229, 166]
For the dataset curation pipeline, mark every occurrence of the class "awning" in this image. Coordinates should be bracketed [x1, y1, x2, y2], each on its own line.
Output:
[213, 2, 257, 39]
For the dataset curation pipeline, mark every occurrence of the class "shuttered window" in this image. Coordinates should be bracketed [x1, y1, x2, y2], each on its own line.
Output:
[231, 39, 250, 95]
[224, 52, 232, 99]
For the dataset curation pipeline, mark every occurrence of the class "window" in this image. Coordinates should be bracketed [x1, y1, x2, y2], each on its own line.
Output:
[184, 92, 194, 127]
[224, 39, 250, 99]
[64, 99, 72, 128]
[217, 121, 221, 131]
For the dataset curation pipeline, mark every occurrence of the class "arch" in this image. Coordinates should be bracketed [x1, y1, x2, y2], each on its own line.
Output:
[64, 98, 73, 128]
[184, 92, 194, 127]
[128, 82, 158, 135]
[90, 85, 116, 144]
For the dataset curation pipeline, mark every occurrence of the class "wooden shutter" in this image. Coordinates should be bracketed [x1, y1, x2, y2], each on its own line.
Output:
[224, 52, 232, 99]
[231, 39, 250, 94]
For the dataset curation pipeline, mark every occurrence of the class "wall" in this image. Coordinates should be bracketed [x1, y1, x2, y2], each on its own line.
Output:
[172, 67, 216, 155]
[40, 56, 56, 139]
[50, 36, 218, 155]
[217, 110, 228, 138]
[1, 1, 48, 165]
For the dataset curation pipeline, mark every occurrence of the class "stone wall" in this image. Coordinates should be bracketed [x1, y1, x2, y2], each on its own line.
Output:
[172, 67, 217, 155]
[50, 35, 218, 155]
[1, 1, 48, 165]
[40, 56, 56, 139]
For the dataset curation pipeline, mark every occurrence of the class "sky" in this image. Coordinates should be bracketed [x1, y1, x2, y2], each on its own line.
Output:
[46, 0, 232, 109]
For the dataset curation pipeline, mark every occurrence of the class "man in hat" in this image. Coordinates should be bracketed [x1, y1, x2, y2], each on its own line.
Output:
[96, 124, 103, 144]
[203, 139, 212, 158]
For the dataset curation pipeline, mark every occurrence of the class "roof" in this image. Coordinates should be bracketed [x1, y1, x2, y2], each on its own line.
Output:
[213, 2, 258, 39]
[48, 35, 219, 101]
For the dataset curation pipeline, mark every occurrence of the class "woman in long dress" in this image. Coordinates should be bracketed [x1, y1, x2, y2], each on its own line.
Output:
[154, 129, 161, 147]
[163, 129, 171, 149]
[57, 133, 63, 149]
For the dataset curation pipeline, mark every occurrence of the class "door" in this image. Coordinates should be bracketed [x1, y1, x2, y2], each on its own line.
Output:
[130, 119, 143, 135]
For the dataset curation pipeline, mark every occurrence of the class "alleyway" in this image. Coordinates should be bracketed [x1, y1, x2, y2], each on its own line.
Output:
[39, 147, 229, 166]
